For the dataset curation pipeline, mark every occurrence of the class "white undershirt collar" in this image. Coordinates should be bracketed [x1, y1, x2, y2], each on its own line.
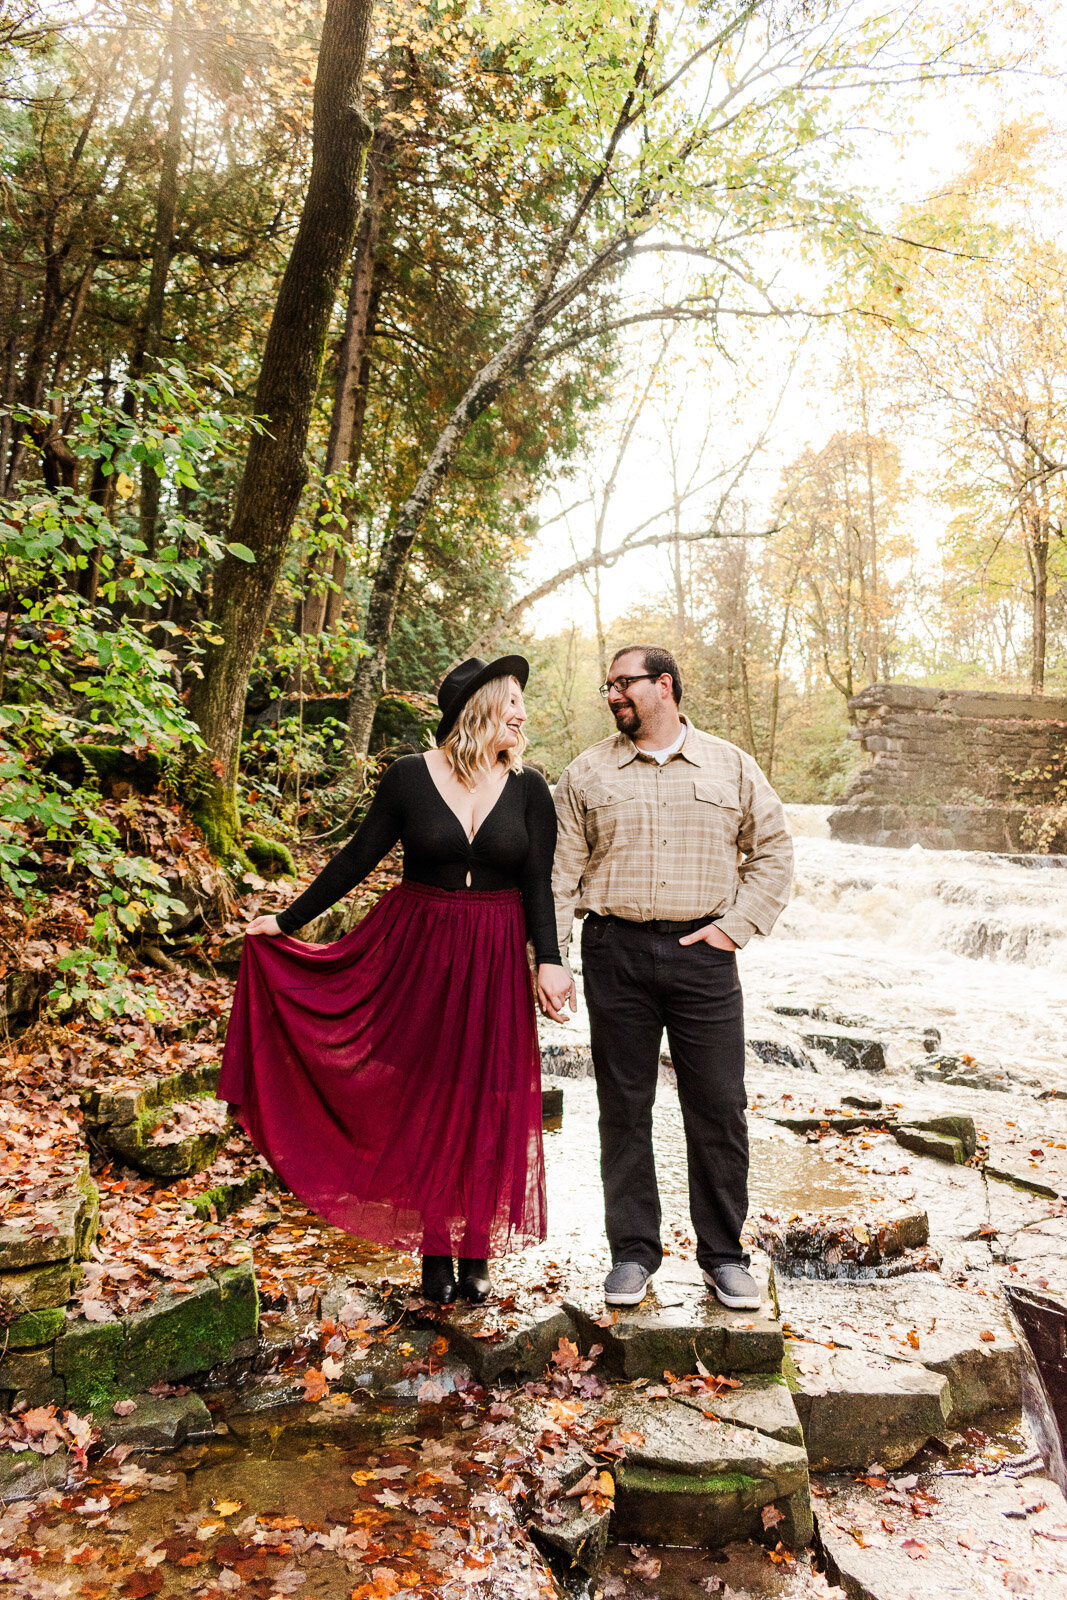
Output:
[640, 722, 687, 765]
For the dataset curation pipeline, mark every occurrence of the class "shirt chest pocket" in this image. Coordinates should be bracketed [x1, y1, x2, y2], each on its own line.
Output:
[585, 779, 637, 849]
[692, 779, 743, 851]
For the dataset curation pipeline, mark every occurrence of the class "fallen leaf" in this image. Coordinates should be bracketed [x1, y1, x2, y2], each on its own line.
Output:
[902, 1538, 928, 1559]
[629, 1545, 661, 1581]
[121, 1572, 164, 1598]
[761, 1503, 785, 1531]
[979, 1330, 995, 1342]
[112, 1399, 138, 1417]
[302, 1367, 328, 1403]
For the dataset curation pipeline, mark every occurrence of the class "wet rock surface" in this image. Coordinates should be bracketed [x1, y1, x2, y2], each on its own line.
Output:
[7, 825, 1067, 1594]
[816, 1416, 1067, 1600]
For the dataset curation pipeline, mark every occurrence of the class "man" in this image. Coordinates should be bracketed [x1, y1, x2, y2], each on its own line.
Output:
[550, 644, 793, 1310]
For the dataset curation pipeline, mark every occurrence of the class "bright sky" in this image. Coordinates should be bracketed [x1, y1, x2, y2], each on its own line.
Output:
[523, 5, 1066, 643]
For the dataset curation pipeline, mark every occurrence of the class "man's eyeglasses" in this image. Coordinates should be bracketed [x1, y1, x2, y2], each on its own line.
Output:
[598, 674, 658, 698]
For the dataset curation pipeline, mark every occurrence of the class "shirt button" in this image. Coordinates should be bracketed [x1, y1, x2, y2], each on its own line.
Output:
[661, 880, 667, 886]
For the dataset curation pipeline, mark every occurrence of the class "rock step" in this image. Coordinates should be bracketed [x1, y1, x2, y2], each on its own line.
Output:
[188, 1166, 275, 1222]
[757, 1208, 931, 1279]
[566, 1257, 783, 1379]
[101, 1093, 231, 1178]
[1, 1258, 260, 1414]
[780, 1274, 1021, 1471]
[517, 1389, 811, 1551]
[0, 1158, 100, 1272]
[80, 1062, 221, 1129]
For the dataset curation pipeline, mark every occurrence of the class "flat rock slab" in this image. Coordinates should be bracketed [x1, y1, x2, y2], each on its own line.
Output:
[616, 1395, 807, 1486]
[780, 1275, 1020, 1426]
[0, 1445, 70, 1502]
[430, 1300, 578, 1384]
[613, 1400, 809, 1549]
[567, 1257, 782, 1379]
[529, 1503, 612, 1575]
[817, 1451, 1067, 1600]
[788, 1343, 950, 1471]
[97, 1392, 214, 1451]
[0, 1171, 99, 1270]
[675, 1374, 804, 1446]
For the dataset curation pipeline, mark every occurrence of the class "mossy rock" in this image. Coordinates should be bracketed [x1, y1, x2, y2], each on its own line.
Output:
[53, 1317, 127, 1412]
[370, 689, 438, 753]
[81, 1062, 221, 1130]
[189, 1167, 273, 1222]
[244, 833, 296, 880]
[0, 1259, 72, 1315]
[103, 1096, 230, 1178]
[56, 1260, 259, 1410]
[6, 1307, 66, 1349]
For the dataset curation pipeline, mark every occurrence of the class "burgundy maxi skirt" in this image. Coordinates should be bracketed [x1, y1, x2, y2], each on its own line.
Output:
[218, 881, 547, 1257]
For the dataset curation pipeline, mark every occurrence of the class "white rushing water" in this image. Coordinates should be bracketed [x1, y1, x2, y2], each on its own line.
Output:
[543, 805, 1067, 1092]
[745, 807, 1067, 1090]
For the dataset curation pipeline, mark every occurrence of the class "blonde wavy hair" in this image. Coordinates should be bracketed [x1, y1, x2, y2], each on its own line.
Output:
[442, 675, 526, 787]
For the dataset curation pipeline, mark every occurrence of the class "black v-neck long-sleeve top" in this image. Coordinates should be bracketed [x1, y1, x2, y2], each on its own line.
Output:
[275, 754, 563, 966]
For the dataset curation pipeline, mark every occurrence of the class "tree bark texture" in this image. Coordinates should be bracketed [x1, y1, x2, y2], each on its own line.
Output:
[130, 2, 191, 556]
[185, 0, 374, 854]
[299, 127, 391, 639]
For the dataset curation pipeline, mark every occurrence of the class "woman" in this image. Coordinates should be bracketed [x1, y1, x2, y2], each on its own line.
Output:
[219, 656, 574, 1306]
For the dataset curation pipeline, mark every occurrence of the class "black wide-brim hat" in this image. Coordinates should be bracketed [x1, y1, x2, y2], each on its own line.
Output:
[435, 655, 529, 745]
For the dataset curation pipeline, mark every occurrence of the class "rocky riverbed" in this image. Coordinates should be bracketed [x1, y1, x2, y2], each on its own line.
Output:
[3, 818, 1067, 1599]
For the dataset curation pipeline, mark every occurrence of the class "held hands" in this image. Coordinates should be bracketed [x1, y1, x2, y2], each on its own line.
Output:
[246, 914, 283, 937]
[537, 963, 577, 1023]
[678, 922, 737, 952]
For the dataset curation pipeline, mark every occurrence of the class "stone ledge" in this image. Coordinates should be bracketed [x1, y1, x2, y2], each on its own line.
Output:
[566, 1258, 783, 1379]
[51, 1258, 259, 1411]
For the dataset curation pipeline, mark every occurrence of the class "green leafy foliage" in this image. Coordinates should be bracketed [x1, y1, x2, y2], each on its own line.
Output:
[0, 370, 252, 1016]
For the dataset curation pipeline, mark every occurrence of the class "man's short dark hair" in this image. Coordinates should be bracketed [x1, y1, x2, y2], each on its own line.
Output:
[610, 643, 683, 705]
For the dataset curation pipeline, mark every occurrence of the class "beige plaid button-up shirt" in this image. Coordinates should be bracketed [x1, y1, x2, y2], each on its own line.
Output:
[552, 717, 794, 957]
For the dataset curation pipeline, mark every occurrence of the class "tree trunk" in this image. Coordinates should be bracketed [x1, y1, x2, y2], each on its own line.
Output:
[299, 129, 390, 640]
[1028, 527, 1048, 695]
[185, 0, 374, 858]
[0, 280, 23, 489]
[129, 2, 191, 558]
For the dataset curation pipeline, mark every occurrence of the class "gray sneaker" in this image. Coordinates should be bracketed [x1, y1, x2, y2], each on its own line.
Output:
[603, 1261, 652, 1306]
[704, 1263, 761, 1310]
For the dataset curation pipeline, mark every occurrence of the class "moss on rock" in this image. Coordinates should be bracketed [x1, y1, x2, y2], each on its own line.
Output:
[244, 833, 296, 879]
[53, 1318, 126, 1412]
[6, 1307, 66, 1349]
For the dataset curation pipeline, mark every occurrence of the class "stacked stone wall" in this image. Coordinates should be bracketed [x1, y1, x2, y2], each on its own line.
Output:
[829, 685, 1067, 853]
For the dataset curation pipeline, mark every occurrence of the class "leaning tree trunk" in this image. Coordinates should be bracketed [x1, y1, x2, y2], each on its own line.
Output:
[185, 0, 374, 858]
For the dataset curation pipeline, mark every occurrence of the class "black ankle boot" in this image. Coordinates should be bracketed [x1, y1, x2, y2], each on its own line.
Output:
[457, 1257, 492, 1304]
[420, 1254, 457, 1305]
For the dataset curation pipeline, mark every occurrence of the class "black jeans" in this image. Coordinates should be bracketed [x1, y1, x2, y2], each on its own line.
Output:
[581, 914, 749, 1275]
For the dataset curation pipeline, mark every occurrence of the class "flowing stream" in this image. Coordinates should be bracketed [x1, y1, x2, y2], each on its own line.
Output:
[542, 805, 1067, 1094]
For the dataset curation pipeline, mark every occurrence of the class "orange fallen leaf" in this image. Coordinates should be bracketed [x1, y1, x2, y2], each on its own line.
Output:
[979, 1330, 995, 1342]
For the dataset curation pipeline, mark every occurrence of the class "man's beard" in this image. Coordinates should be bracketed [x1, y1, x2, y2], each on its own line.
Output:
[612, 702, 640, 736]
